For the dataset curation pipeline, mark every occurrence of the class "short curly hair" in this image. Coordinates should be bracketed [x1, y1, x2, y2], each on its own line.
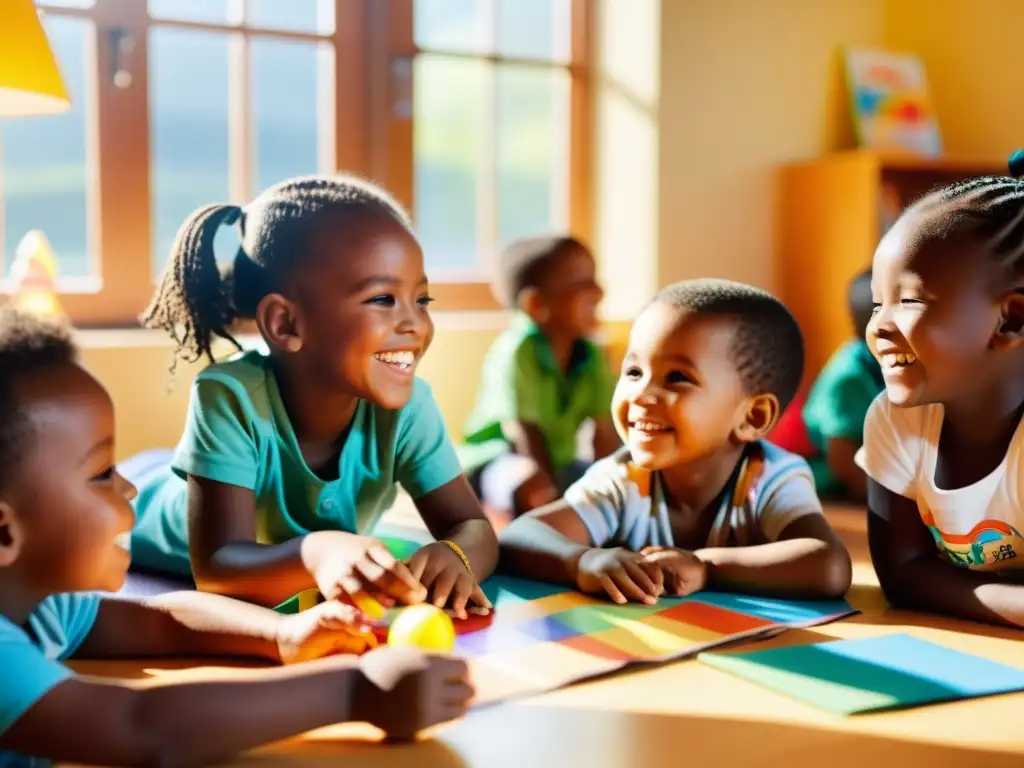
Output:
[0, 307, 77, 495]
[493, 235, 589, 307]
[653, 278, 804, 411]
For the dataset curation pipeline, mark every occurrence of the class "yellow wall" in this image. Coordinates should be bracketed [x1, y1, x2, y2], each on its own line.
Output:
[884, 0, 1024, 158]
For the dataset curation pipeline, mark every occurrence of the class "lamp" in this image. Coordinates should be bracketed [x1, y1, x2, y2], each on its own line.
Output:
[0, 0, 70, 116]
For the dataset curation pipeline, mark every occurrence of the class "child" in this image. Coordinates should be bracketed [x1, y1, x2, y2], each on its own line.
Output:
[857, 155, 1024, 628]
[801, 267, 884, 501]
[499, 279, 852, 603]
[0, 308, 472, 767]
[460, 236, 620, 520]
[130, 174, 498, 620]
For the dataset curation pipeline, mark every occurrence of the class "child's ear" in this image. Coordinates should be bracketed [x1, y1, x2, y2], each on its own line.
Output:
[991, 290, 1024, 351]
[256, 293, 303, 354]
[733, 393, 780, 443]
[517, 288, 550, 324]
[0, 502, 24, 568]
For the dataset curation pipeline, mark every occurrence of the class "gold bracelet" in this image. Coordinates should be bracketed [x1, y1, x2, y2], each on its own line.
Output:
[439, 539, 474, 579]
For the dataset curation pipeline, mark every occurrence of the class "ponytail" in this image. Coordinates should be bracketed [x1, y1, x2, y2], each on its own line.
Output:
[141, 203, 243, 364]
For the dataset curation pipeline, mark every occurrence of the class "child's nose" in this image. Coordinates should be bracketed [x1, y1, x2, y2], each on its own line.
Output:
[116, 470, 138, 503]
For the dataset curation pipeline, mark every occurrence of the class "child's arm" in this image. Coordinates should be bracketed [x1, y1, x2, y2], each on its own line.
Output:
[687, 514, 852, 599]
[189, 476, 425, 608]
[0, 647, 470, 767]
[77, 593, 374, 665]
[499, 501, 663, 604]
[409, 475, 499, 618]
[868, 480, 1024, 628]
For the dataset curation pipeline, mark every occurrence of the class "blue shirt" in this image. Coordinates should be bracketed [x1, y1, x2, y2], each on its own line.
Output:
[130, 350, 464, 577]
[0, 593, 101, 767]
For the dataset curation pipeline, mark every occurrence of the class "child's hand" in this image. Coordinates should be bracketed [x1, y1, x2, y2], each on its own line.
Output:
[276, 600, 378, 664]
[353, 646, 474, 740]
[640, 546, 708, 597]
[407, 542, 493, 620]
[575, 547, 665, 604]
[305, 531, 427, 609]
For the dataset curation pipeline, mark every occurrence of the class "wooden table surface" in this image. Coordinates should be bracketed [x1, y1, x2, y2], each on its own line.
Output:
[70, 506, 1024, 767]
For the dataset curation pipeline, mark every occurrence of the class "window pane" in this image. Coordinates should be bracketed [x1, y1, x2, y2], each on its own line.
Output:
[496, 0, 570, 61]
[150, 28, 230, 276]
[251, 38, 322, 192]
[414, 0, 490, 54]
[414, 56, 485, 274]
[496, 65, 570, 251]
[247, 0, 333, 34]
[1, 16, 91, 279]
[148, 0, 234, 24]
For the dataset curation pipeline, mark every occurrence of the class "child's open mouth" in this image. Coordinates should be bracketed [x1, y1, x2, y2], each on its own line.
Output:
[880, 352, 917, 369]
[630, 420, 674, 434]
[113, 531, 132, 554]
[373, 350, 416, 372]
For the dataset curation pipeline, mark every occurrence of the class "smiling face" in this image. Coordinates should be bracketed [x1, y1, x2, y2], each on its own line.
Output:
[536, 244, 604, 338]
[612, 302, 757, 471]
[868, 214, 1011, 408]
[289, 211, 434, 411]
[5, 363, 137, 595]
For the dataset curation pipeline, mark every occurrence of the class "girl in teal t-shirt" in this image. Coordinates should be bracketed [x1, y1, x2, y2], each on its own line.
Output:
[128, 174, 497, 619]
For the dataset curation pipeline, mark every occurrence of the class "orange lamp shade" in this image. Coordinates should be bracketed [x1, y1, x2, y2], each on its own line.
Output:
[0, 0, 71, 116]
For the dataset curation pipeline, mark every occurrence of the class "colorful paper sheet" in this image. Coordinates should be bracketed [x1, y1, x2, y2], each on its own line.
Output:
[376, 524, 856, 706]
[699, 633, 1024, 714]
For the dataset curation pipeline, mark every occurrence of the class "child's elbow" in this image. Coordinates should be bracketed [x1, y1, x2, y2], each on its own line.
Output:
[818, 545, 853, 599]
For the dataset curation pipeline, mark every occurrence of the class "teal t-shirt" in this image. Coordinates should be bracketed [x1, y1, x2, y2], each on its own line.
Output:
[458, 313, 616, 474]
[130, 351, 463, 577]
[802, 339, 885, 495]
[0, 592, 101, 767]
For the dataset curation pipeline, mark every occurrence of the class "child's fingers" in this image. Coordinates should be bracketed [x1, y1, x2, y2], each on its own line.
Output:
[599, 575, 627, 604]
[621, 560, 659, 603]
[639, 559, 665, 596]
[405, 550, 429, 583]
[611, 567, 656, 604]
[468, 582, 492, 612]
[429, 569, 460, 610]
[448, 576, 472, 620]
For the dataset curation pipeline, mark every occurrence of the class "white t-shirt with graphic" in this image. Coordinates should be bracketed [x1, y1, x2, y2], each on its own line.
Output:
[856, 394, 1024, 573]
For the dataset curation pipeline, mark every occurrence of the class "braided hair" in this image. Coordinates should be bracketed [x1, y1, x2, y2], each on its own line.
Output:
[142, 174, 413, 364]
[901, 150, 1024, 274]
[653, 278, 805, 412]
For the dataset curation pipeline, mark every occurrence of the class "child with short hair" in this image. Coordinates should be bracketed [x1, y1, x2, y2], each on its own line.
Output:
[499, 279, 851, 603]
[801, 267, 884, 500]
[130, 174, 497, 619]
[858, 153, 1024, 628]
[0, 308, 472, 767]
[460, 236, 620, 520]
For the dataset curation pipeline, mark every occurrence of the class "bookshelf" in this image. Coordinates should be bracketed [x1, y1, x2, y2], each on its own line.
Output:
[777, 149, 1005, 385]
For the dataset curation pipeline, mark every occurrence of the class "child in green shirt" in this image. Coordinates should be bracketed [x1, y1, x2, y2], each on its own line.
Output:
[460, 236, 620, 519]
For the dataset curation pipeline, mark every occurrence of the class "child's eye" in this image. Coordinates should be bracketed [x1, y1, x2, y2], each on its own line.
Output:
[900, 297, 924, 307]
[623, 366, 643, 379]
[871, 302, 881, 315]
[91, 466, 115, 483]
[666, 370, 692, 385]
[418, 295, 435, 308]
[366, 294, 396, 307]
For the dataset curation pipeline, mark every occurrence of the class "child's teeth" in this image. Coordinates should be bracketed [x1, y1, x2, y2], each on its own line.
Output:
[113, 531, 131, 553]
[375, 351, 415, 368]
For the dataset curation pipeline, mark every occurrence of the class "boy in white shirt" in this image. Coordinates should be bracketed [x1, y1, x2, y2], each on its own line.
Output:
[858, 155, 1024, 628]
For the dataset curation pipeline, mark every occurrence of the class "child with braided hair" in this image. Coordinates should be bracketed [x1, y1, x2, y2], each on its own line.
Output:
[859, 151, 1024, 627]
[127, 174, 497, 620]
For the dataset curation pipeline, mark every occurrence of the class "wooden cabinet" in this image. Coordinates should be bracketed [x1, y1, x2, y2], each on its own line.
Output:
[777, 149, 1005, 385]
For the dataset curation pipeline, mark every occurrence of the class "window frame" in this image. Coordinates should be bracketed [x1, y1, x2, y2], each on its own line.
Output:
[6, 0, 592, 325]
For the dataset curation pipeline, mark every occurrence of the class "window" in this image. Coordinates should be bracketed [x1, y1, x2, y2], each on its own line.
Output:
[0, 0, 591, 324]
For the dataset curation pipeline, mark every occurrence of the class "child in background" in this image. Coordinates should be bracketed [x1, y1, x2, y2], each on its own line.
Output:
[500, 279, 851, 603]
[0, 309, 471, 768]
[460, 236, 620, 521]
[801, 268, 884, 501]
[858, 155, 1024, 628]
[130, 174, 497, 619]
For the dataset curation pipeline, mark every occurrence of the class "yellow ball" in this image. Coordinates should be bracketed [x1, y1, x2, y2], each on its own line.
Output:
[387, 604, 456, 653]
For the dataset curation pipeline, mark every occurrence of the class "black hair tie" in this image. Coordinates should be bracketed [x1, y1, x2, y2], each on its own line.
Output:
[1009, 149, 1024, 179]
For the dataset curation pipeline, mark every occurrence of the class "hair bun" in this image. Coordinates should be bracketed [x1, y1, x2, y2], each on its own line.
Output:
[1009, 149, 1024, 179]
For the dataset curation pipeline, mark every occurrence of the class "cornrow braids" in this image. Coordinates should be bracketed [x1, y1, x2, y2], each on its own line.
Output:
[494, 235, 588, 307]
[903, 151, 1024, 274]
[653, 278, 805, 412]
[142, 174, 413, 364]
